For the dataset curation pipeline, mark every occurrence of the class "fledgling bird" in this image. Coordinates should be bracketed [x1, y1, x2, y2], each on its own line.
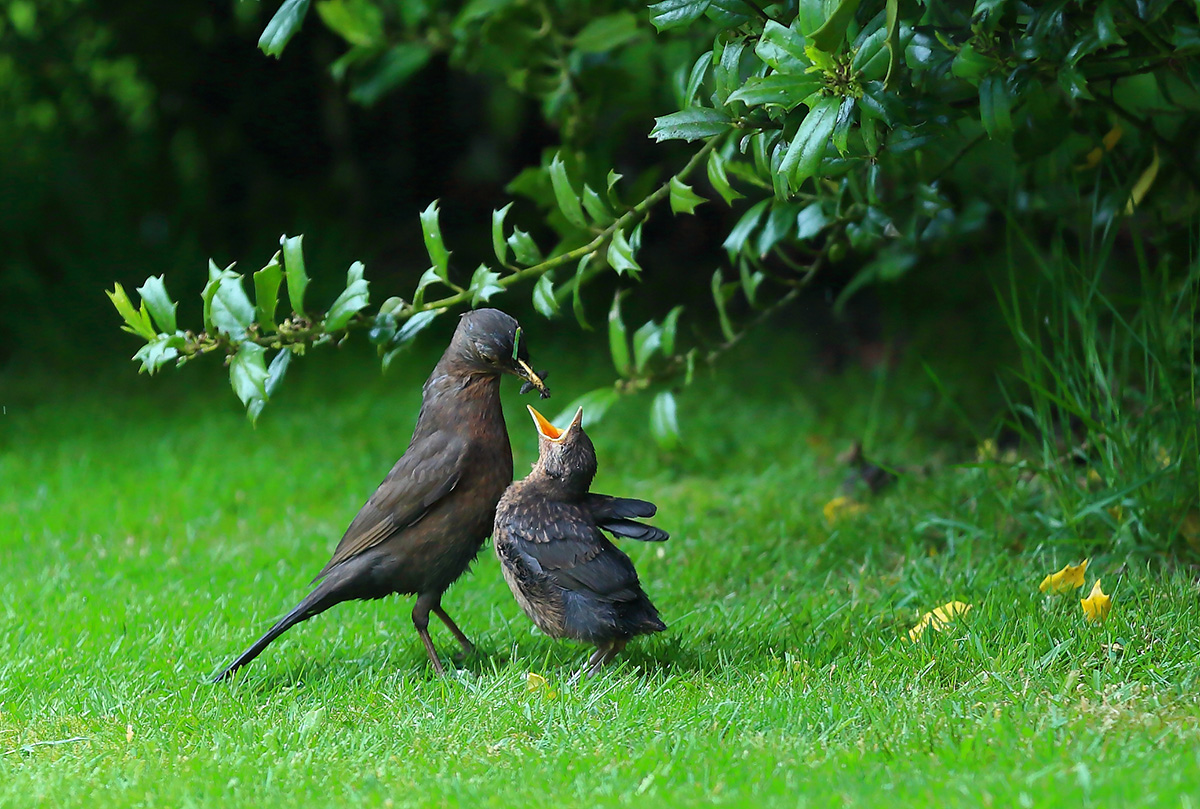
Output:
[213, 308, 549, 682]
[494, 406, 667, 679]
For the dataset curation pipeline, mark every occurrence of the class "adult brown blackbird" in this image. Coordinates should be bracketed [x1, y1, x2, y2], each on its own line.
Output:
[213, 308, 549, 682]
[494, 406, 667, 679]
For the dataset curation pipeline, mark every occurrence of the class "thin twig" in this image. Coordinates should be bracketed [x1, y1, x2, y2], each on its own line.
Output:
[631, 249, 828, 391]
[407, 137, 720, 317]
[935, 132, 987, 180]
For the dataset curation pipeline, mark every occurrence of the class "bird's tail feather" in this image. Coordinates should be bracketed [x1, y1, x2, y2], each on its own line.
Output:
[598, 518, 669, 542]
[211, 583, 338, 683]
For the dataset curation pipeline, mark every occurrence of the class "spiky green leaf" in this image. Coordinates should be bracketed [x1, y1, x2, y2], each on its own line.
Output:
[325, 261, 370, 331]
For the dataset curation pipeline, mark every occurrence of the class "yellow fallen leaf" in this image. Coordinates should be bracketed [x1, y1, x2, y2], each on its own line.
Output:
[526, 672, 557, 697]
[1081, 579, 1112, 623]
[823, 496, 868, 524]
[1039, 559, 1089, 594]
[908, 601, 972, 642]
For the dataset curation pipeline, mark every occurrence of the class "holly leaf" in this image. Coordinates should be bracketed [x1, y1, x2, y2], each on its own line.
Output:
[780, 96, 840, 191]
[549, 153, 587, 229]
[582, 184, 615, 225]
[608, 229, 642, 276]
[507, 228, 543, 266]
[230, 342, 269, 411]
[711, 269, 737, 340]
[661, 305, 683, 356]
[259, 0, 311, 58]
[633, 320, 662, 371]
[133, 332, 186, 375]
[532, 274, 559, 318]
[247, 348, 293, 423]
[325, 261, 370, 331]
[979, 74, 1013, 140]
[107, 282, 157, 341]
[204, 261, 254, 339]
[492, 202, 513, 265]
[648, 0, 711, 32]
[650, 390, 681, 451]
[809, 0, 864, 53]
[467, 264, 503, 306]
[253, 251, 283, 333]
[755, 20, 810, 74]
[707, 149, 744, 205]
[608, 292, 632, 376]
[420, 200, 451, 281]
[650, 108, 732, 142]
[280, 234, 309, 317]
[726, 74, 822, 110]
[136, 275, 177, 334]
[669, 177, 707, 215]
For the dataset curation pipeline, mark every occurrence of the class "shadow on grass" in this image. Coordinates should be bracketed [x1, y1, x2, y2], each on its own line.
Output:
[206, 622, 812, 694]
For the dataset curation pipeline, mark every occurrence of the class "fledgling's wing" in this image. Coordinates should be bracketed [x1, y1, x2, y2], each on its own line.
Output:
[315, 431, 468, 579]
[502, 500, 645, 604]
[584, 494, 669, 542]
[584, 494, 657, 520]
[596, 519, 669, 542]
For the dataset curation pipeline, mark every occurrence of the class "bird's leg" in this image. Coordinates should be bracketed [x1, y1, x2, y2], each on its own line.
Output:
[570, 649, 604, 685]
[587, 639, 627, 678]
[432, 605, 476, 661]
[412, 594, 446, 676]
[571, 639, 628, 682]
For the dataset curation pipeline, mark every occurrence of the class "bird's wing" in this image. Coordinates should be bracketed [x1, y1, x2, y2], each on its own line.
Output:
[584, 494, 657, 520]
[584, 494, 668, 542]
[596, 519, 669, 542]
[505, 502, 643, 603]
[315, 432, 469, 579]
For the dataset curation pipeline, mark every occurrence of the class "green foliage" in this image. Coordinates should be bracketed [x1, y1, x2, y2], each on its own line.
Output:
[105, 0, 1200, 464]
[259, 0, 311, 58]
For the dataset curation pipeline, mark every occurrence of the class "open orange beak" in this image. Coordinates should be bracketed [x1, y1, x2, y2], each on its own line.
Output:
[527, 405, 583, 442]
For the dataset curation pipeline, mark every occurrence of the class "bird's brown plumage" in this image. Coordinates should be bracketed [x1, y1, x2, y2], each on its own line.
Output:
[213, 308, 548, 682]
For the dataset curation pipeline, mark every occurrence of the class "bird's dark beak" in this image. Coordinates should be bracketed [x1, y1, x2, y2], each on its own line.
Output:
[528, 405, 582, 442]
[515, 358, 550, 399]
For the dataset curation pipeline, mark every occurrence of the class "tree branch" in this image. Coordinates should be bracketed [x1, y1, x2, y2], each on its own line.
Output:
[406, 137, 720, 318]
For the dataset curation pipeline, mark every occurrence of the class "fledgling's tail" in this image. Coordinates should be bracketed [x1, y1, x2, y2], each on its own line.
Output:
[211, 582, 341, 683]
[623, 592, 666, 637]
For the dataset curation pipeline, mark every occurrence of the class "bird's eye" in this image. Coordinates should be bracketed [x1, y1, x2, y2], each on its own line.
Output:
[476, 343, 498, 362]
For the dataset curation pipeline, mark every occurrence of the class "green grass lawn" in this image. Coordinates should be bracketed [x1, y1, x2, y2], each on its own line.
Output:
[2, 334, 1198, 807]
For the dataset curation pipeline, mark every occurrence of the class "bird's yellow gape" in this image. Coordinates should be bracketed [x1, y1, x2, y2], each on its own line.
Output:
[527, 405, 583, 443]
